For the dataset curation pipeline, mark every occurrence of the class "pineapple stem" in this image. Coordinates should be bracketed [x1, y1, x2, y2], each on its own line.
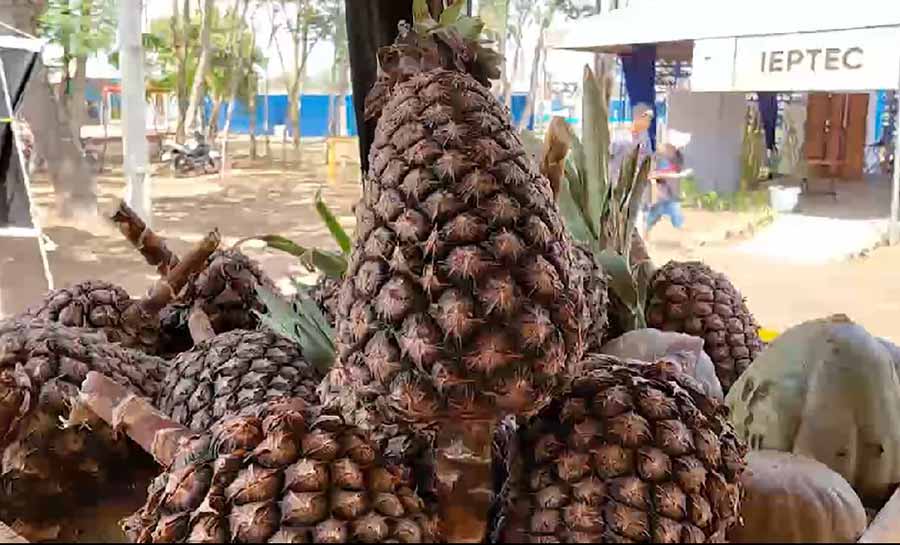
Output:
[139, 229, 221, 316]
[79, 371, 194, 467]
[434, 418, 496, 543]
[108, 199, 181, 278]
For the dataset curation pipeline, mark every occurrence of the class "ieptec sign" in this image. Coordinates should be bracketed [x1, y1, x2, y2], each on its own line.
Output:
[691, 27, 900, 92]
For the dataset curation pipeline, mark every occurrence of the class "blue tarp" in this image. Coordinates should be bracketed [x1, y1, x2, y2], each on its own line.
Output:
[203, 93, 534, 136]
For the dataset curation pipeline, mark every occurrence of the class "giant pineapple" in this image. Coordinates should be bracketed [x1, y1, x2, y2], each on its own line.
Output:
[494, 355, 746, 542]
[328, 5, 585, 541]
[646, 261, 762, 393]
[0, 318, 167, 521]
[24, 231, 221, 355]
[68, 371, 442, 544]
[160, 248, 277, 354]
[157, 328, 326, 432]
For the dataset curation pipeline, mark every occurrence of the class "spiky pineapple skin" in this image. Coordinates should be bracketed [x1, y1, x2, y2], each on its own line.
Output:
[123, 399, 441, 543]
[334, 68, 584, 425]
[646, 261, 763, 393]
[160, 249, 275, 354]
[307, 276, 343, 327]
[494, 355, 746, 543]
[157, 329, 325, 432]
[24, 280, 160, 354]
[572, 243, 609, 353]
[0, 318, 166, 520]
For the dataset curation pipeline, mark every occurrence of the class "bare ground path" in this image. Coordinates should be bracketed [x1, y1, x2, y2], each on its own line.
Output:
[4, 141, 900, 340]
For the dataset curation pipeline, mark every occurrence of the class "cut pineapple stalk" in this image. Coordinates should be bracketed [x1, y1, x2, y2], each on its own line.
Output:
[134, 229, 221, 318]
[79, 372, 194, 467]
[107, 199, 181, 277]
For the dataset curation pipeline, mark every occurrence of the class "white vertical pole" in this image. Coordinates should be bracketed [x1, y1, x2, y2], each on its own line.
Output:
[892, 84, 900, 245]
[119, 0, 151, 225]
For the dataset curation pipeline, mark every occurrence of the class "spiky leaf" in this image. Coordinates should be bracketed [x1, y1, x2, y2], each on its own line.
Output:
[315, 190, 352, 255]
[240, 235, 309, 258]
[558, 176, 593, 242]
[596, 250, 638, 312]
[439, 0, 466, 26]
[454, 16, 485, 40]
[255, 285, 335, 373]
[304, 249, 348, 279]
[412, 0, 439, 32]
[582, 65, 611, 236]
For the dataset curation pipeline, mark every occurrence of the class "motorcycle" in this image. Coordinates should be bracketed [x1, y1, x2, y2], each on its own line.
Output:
[162, 133, 221, 176]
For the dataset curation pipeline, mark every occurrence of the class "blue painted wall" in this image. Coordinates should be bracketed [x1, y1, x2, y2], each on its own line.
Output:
[203, 93, 534, 136]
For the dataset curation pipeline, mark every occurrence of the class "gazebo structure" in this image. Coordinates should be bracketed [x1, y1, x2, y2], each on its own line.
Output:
[552, 0, 900, 243]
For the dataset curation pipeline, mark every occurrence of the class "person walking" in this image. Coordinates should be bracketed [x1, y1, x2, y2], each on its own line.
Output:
[645, 143, 686, 235]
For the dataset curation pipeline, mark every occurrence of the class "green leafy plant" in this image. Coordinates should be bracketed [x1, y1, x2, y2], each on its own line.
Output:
[556, 65, 653, 331]
[236, 189, 350, 279]
[255, 285, 335, 372]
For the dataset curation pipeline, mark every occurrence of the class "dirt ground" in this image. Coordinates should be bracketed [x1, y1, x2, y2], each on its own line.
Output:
[4, 138, 900, 341]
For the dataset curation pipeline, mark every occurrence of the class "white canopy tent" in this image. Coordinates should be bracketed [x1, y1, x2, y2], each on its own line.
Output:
[552, 0, 900, 244]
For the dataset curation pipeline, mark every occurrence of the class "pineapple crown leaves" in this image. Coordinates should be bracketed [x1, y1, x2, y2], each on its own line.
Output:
[552, 65, 653, 331]
[365, 1, 502, 122]
[234, 190, 351, 280]
[254, 285, 336, 375]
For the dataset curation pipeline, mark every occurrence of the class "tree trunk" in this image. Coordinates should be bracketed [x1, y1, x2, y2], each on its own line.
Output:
[503, 37, 522, 108]
[2, 0, 96, 222]
[517, 27, 545, 132]
[206, 98, 222, 139]
[22, 71, 98, 222]
[69, 55, 88, 139]
[291, 26, 309, 155]
[220, 1, 252, 175]
[120, 0, 151, 224]
[249, 92, 257, 160]
[184, 0, 213, 133]
[174, 0, 190, 143]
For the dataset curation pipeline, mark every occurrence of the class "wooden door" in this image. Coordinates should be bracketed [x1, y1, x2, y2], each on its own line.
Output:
[804, 93, 869, 180]
[841, 93, 869, 179]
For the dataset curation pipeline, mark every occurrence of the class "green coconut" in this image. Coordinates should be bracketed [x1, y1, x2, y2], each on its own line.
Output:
[726, 314, 900, 506]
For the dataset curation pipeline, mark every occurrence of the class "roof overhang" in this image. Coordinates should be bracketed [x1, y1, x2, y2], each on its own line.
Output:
[551, 0, 900, 60]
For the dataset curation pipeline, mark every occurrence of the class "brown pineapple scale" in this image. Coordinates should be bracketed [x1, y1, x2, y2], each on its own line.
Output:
[334, 69, 585, 425]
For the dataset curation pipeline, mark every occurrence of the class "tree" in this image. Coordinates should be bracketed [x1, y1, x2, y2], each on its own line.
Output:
[504, 0, 534, 107]
[272, 0, 330, 159]
[38, 0, 117, 137]
[517, 1, 557, 131]
[184, 0, 214, 133]
[324, 0, 348, 137]
[2, 0, 98, 222]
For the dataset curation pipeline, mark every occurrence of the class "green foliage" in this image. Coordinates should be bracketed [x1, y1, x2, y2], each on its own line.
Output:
[681, 178, 770, 213]
[239, 191, 352, 280]
[39, 0, 118, 59]
[557, 65, 652, 332]
[255, 285, 335, 372]
[741, 105, 767, 191]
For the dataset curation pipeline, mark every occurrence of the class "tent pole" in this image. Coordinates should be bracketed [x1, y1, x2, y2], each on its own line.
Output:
[893, 82, 900, 245]
[0, 54, 54, 290]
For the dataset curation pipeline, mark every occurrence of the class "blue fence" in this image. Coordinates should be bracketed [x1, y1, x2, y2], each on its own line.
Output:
[202, 93, 534, 136]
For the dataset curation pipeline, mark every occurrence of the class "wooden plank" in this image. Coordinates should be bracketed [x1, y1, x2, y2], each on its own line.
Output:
[841, 93, 870, 179]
